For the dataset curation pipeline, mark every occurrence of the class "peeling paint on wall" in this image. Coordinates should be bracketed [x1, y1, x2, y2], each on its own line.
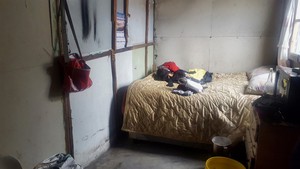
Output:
[67, 0, 111, 55]
[81, 0, 91, 40]
[93, 10, 97, 41]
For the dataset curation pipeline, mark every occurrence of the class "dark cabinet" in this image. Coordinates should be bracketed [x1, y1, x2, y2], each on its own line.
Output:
[245, 107, 300, 169]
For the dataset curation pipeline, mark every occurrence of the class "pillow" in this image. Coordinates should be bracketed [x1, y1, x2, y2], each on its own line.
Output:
[246, 65, 276, 80]
[245, 72, 276, 95]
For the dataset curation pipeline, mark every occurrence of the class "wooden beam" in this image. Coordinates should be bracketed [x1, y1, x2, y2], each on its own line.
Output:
[83, 50, 112, 61]
[145, 0, 149, 44]
[81, 43, 154, 62]
[145, 0, 150, 75]
[124, 0, 129, 47]
[112, 0, 117, 51]
[61, 0, 69, 63]
[63, 92, 74, 157]
[111, 0, 118, 102]
[110, 50, 117, 102]
[60, 0, 74, 157]
[153, 0, 156, 67]
[115, 42, 154, 53]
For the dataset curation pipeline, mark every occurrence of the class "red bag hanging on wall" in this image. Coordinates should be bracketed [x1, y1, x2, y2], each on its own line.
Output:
[61, 1, 92, 92]
[63, 53, 93, 92]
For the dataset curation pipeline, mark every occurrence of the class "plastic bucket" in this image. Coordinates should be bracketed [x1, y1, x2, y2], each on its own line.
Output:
[205, 156, 246, 169]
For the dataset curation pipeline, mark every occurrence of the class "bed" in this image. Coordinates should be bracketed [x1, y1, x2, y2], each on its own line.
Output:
[121, 72, 260, 145]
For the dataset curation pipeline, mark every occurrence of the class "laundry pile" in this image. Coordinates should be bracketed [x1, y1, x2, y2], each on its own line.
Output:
[154, 61, 213, 96]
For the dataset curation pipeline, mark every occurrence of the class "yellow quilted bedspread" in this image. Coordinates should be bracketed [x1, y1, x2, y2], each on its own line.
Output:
[122, 72, 259, 144]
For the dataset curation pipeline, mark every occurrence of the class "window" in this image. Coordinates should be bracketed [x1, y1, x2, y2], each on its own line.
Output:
[290, 0, 300, 56]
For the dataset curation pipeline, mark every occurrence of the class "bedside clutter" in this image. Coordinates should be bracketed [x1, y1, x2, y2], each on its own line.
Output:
[251, 65, 300, 124]
[244, 65, 300, 169]
[210, 136, 249, 169]
[276, 66, 300, 123]
[245, 106, 300, 169]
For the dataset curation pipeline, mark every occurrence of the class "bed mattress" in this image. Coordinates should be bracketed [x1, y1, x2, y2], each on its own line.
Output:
[122, 72, 259, 144]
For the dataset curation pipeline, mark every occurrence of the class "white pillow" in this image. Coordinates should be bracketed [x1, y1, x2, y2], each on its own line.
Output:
[246, 65, 275, 80]
[245, 73, 276, 95]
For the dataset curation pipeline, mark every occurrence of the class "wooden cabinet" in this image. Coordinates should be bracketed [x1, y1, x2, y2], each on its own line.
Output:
[245, 107, 300, 169]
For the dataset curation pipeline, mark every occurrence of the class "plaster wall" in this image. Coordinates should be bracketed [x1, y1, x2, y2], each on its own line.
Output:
[116, 51, 134, 89]
[0, 0, 153, 168]
[70, 58, 113, 167]
[148, 0, 155, 42]
[67, 0, 154, 167]
[66, 0, 113, 166]
[66, 0, 112, 55]
[155, 0, 284, 72]
[0, 1, 66, 168]
[128, 0, 147, 46]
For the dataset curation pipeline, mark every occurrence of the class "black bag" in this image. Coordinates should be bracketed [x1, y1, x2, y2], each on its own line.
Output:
[252, 94, 288, 122]
[252, 94, 284, 113]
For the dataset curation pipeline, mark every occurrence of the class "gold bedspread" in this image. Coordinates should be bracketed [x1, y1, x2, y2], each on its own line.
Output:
[122, 72, 259, 144]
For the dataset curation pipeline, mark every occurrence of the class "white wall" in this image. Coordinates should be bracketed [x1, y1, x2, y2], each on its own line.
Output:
[70, 58, 113, 166]
[67, 0, 112, 55]
[0, 1, 66, 168]
[66, 0, 113, 166]
[155, 0, 284, 73]
[0, 0, 153, 168]
[116, 51, 134, 88]
[128, 0, 147, 46]
[67, 0, 154, 167]
[148, 1, 154, 43]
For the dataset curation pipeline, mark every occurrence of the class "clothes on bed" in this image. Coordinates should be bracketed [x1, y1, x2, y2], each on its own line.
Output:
[155, 66, 186, 87]
[200, 71, 213, 84]
[171, 89, 193, 96]
[188, 68, 206, 80]
[155, 65, 171, 81]
[188, 68, 213, 85]
[172, 78, 206, 96]
[155, 62, 213, 89]
[178, 78, 203, 93]
[167, 69, 187, 87]
[162, 61, 180, 72]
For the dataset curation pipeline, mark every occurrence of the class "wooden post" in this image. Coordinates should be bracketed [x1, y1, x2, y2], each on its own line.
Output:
[124, 0, 129, 47]
[111, 0, 118, 101]
[60, 0, 74, 157]
[145, 0, 149, 75]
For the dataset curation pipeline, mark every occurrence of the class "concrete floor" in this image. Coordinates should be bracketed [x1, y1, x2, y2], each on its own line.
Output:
[85, 138, 212, 169]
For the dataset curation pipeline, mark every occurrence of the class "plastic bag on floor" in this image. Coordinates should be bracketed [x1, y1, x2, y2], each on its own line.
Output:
[33, 153, 82, 169]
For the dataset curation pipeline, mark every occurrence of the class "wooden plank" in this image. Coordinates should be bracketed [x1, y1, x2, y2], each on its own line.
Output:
[80, 43, 154, 62]
[63, 92, 74, 157]
[60, 0, 69, 63]
[112, 0, 117, 50]
[145, 0, 149, 44]
[115, 42, 154, 53]
[111, 0, 118, 101]
[124, 0, 129, 47]
[145, 0, 149, 75]
[110, 50, 117, 103]
[83, 50, 111, 61]
[60, 0, 74, 156]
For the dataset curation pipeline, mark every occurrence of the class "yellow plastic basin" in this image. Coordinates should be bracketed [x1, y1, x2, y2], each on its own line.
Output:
[205, 156, 246, 169]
